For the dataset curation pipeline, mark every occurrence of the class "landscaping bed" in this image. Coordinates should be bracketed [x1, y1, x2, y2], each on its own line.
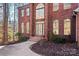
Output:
[30, 41, 79, 56]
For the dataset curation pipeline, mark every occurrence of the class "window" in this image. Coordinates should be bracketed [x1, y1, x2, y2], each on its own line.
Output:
[21, 23, 24, 33]
[64, 3, 71, 9]
[26, 22, 30, 33]
[53, 20, 59, 35]
[36, 21, 44, 35]
[35, 4, 44, 35]
[36, 4, 44, 19]
[53, 3, 59, 11]
[21, 9, 24, 16]
[26, 8, 30, 16]
[64, 19, 71, 35]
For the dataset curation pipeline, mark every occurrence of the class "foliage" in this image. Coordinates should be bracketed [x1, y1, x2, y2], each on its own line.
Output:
[15, 32, 29, 42]
[49, 32, 66, 44]
[52, 36, 66, 44]
[15, 32, 22, 37]
[19, 36, 29, 42]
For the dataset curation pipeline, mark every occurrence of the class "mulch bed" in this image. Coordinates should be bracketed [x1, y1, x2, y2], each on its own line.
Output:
[30, 41, 79, 56]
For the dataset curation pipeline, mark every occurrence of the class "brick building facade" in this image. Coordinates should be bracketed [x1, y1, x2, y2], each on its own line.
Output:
[18, 3, 79, 42]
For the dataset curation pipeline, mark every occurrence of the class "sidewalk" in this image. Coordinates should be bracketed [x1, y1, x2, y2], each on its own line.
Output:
[0, 41, 40, 56]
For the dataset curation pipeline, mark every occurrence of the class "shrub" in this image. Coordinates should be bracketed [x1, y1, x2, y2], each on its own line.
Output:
[15, 32, 29, 42]
[49, 32, 66, 44]
[52, 36, 66, 44]
[15, 32, 22, 37]
[19, 36, 29, 42]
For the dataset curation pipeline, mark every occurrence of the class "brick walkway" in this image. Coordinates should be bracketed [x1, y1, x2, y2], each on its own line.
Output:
[0, 41, 40, 56]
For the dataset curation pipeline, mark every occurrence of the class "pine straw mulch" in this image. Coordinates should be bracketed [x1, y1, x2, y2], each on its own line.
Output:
[30, 41, 79, 56]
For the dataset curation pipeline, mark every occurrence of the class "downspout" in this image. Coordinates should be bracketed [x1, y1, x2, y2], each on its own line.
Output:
[73, 11, 78, 43]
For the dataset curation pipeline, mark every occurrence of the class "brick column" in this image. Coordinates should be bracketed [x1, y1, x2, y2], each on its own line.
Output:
[44, 4, 49, 40]
[29, 4, 35, 37]
[47, 4, 53, 40]
[48, 4, 52, 31]
[59, 3, 63, 36]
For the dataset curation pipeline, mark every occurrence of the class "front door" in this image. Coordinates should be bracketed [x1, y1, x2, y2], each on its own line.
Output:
[36, 21, 44, 35]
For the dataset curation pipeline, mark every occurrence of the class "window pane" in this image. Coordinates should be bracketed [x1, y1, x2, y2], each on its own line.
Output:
[36, 8, 44, 19]
[26, 22, 30, 33]
[40, 9, 44, 18]
[36, 21, 44, 35]
[21, 23, 24, 33]
[64, 19, 71, 35]
[21, 10, 24, 16]
[26, 8, 30, 16]
[36, 10, 40, 19]
[53, 20, 59, 35]
[53, 3, 59, 11]
[64, 3, 71, 9]
[36, 4, 44, 19]
[36, 24, 39, 35]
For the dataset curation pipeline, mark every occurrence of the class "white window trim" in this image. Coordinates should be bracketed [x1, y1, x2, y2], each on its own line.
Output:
[53, 3, 59, 11]
[26, 22, 30, 33]
[21, 23, 24, 33]
[26, 8, 30, 16]
[36, 3, 44, 9]
[53, 20, 59, 35]
[36, 21, 44, 23]
[36, 21, 44, 35]
[64, 19, 71, 35]
[21, 9, 24, 17]
[36, 4, 44, 19]
[64, 3, 71, 9]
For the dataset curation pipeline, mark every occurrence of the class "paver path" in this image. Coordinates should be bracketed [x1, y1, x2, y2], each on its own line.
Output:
[0, 41, 40, 56]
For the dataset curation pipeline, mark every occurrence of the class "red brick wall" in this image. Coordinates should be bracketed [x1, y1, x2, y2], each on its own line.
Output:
[49, 3, 78, 41]
[18, 4, 30, 37]
[18, 3, 78, 41]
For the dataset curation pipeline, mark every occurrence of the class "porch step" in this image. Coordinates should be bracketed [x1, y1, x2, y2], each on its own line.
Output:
[29, 36, 43, 42]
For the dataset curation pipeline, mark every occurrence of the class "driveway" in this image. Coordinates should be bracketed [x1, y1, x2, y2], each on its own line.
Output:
[0, 41, 40, 56]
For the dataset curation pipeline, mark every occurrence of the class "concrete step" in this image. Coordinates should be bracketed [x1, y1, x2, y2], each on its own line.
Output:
[29, 36, 42, 42]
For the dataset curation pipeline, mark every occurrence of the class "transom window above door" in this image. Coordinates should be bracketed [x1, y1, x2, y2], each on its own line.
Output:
[36, 4, 44, 19]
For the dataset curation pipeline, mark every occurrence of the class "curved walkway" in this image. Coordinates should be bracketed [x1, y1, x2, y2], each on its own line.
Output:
[0, 41, 40, 56]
